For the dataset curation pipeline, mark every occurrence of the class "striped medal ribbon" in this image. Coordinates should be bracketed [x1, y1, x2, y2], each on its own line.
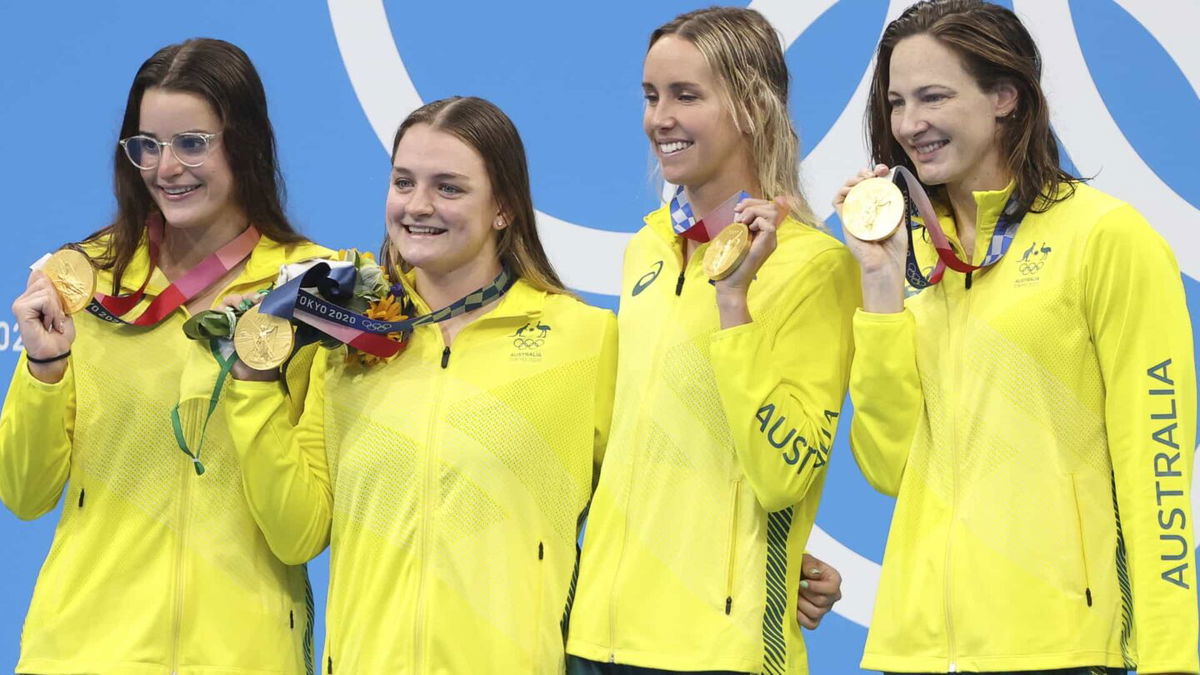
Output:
[259, 263, 517, 358]
[668, 186, 752, 243]
[893, 165, 1024, 289]
[86, 214, 261, 325]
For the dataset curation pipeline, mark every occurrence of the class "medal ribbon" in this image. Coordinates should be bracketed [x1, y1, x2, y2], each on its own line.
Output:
[668, 186, 752, 243]
[892, 166, 1024, 289]
[86, 215, 261, 325]
[170, 339, 236, 476]
[259, 263, 517, 357]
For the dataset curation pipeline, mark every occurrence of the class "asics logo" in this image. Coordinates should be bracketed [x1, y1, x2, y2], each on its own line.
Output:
[632, 261, 663, 297]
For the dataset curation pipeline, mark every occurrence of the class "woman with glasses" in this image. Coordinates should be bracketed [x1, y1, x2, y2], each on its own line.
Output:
[565, 7, 857, 674]
[0, 38, 331, 674]
[839, 1, 1197, 673]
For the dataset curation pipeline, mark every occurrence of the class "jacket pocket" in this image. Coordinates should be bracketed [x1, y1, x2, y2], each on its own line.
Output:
[1069, 474, 1093, 607]
[723, 480, 741, 615]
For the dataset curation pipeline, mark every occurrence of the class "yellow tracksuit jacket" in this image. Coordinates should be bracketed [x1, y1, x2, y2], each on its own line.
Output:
[850, 182, 1198, 673]
[566, 207, 859, 673]
[224, 277, 617, 674]
[0, 233, 333, 675]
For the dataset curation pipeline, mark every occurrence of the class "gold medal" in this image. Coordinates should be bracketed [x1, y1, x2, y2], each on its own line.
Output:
[842, 177, 905, 242]
[44, 249, 97, 314]
[234, 305, 294, 370]
[703, 222, 751, 281]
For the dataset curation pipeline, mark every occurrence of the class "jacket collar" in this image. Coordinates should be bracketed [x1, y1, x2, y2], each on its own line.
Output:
[932, 181, 1017, 262]
[398, 267, 547, 322]
[96, 230, 332, 295]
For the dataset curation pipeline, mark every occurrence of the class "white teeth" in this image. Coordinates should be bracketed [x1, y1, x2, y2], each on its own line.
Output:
[916, 140, 948, 154]
[161, 185, 199, 195]
[405, 226, 444, 235]
[658, 141, 692, 154]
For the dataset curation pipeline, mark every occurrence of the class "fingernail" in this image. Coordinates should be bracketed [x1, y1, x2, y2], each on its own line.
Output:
[810, 568, 820, 576]
[800, 580, 809, 590]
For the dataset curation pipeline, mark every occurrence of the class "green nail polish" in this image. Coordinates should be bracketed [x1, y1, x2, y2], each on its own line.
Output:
[800, 580, 809, 590]
[810, 568, 820, 576]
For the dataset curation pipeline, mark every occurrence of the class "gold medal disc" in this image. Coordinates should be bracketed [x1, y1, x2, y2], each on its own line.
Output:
[45, 249, 97, 314]
[842, 177, 905, 242]
[703, 222, 751, 281]
[234, 305, 294, 370]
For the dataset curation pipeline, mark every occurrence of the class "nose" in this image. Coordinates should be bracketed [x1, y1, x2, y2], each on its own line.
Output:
[646, 100, 676, 133]
[406, 184, 435, 218]
[894, 105, 929, 142]
[155, 144, 184, 181]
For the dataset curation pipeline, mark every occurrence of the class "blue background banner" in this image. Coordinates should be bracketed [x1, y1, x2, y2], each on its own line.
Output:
[1, 1, 1197, 671]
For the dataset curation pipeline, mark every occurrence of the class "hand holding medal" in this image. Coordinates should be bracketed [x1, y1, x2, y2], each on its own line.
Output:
[836, 164, 910, 314]
[15, 248, 99, 382]
[708, 195, 787, 288]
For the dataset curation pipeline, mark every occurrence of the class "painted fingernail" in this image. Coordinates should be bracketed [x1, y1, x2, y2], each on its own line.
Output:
[810, 568, 820, 576]
[800, 580, 809, 590]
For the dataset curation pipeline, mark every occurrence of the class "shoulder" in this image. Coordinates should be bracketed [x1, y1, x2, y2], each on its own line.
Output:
[542, 292, 616, 329]
[257, 235, 336, 264]
[771, 218, 856, 276]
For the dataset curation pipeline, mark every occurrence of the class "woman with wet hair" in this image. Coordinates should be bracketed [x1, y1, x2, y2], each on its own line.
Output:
[0, 38, 331, 673]
[838, 1, 1197, 673]
[567, 7, 857, 674]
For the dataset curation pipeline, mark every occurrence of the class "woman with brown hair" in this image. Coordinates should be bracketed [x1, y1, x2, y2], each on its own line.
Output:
[223, 96, 618, 673]
[566, 6, 857, 674]
[839, 1, 1197, 673]
[0, 38, 331, 673]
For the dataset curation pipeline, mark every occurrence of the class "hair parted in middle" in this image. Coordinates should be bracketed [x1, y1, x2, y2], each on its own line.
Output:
[380, 96, 567, 296]
[649, 6, 817, 226]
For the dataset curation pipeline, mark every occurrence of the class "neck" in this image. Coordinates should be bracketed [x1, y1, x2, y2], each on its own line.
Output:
[684, 161, 759, 218]
[160, 215, 249, 275]
[414, 256, 503, 312]
[945, 161, 1011, 241]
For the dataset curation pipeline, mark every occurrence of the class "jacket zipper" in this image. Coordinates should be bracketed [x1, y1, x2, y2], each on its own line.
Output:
[413, 332, 451, 671]
[609, 245, 691, 662]
[533, 541, 545, 670]
[169, 450, 194, 675]
[944, 271, 973, 673]
[724, 480, 741, 615]
[1070, 475, 1094, 606]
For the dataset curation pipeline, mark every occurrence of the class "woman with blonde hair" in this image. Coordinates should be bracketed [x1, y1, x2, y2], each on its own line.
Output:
[566, 7, 857, 674]
[224, 96, 617, 673]
[839, 1, 1196, 673]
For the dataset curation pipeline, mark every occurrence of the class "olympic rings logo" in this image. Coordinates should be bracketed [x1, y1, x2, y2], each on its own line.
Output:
[512, 338, 545, 350]
[1019, 262, 1044, 275]
[360, 319, 399, 332]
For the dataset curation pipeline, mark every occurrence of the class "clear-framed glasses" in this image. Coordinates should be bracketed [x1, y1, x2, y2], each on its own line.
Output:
[118, 131, 221, 170]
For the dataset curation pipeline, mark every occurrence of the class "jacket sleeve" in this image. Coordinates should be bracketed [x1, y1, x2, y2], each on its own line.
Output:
[709, 246, 859, 512]
[224, 348, 332, 565]
[0, 355, 75, 519]
[591, 311, 618, 481]
[1083, 204, 1198, 674]
[846, 309, 924, 497]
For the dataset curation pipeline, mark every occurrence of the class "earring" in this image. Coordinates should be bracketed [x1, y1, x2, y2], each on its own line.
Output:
[494, 216, 507, 230]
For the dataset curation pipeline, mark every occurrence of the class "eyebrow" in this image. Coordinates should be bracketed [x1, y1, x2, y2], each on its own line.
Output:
[392, 167, 470, 181]
[888, 84, 954, 97]
[642, 81, 703, 91]
[135, 128, 212, 138]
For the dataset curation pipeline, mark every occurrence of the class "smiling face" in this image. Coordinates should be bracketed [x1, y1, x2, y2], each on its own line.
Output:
[385, 123, 504, 280]
[887, 34, 1016, 193]
[642, 35, 753, 202]
[137, 88, 243, 232]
